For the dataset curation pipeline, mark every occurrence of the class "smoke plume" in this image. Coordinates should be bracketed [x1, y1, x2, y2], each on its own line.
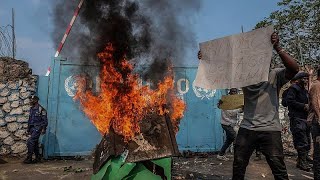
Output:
[52, 0, 200, 83]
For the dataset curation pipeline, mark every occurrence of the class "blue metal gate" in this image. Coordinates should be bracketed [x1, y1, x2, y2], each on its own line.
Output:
[174, 67, 224, 152]
[38, 58, 224, 157]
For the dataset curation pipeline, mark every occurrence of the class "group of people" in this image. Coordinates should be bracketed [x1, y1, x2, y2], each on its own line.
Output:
[199, 32, 319, 180]
[21, 32, 319, 180]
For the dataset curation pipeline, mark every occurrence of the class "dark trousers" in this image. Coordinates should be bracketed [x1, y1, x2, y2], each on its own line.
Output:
[312, 123, 320, 180]
[233, 128, 288, 180]
[219, 124, 236, 156]
[290, 117, 311, 153]
[26, 126, 42, 158]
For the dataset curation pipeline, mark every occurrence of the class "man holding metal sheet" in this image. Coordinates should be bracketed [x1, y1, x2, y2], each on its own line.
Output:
[198, 32, 299, 180]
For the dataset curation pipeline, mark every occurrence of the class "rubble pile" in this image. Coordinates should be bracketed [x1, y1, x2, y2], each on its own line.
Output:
[279, 106, 296, 155]
[0, 57, 32, 82]
[0, 57, 37, 157]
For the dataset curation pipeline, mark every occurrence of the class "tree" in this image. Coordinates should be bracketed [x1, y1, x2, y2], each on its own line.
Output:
[255, 0, 320, 69]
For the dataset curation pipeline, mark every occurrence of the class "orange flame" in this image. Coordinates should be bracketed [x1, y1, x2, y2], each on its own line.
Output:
[75, 43, 186, 141]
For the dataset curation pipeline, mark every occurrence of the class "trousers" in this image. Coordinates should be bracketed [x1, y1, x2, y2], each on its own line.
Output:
[26, 126, 43, 158]
[232, 128, 288, 180]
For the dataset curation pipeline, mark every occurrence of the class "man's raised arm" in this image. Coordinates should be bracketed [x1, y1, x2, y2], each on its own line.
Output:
[271, 32, 299, 79]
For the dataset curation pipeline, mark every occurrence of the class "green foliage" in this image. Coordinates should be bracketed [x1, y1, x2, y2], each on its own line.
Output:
[256, 0, 320, 68]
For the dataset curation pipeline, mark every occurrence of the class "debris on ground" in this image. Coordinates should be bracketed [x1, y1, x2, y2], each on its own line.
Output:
[63, 166, 73, 172]
[74, 155, 84, 161]
[75, 168, 84, 173]
[0, 155, 316, 180]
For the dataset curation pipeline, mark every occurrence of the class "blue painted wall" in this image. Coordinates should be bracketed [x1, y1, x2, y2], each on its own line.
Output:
[37, 58, 224, 157]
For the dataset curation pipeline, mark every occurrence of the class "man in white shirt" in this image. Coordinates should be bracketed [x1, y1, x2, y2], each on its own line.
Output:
[217, 88, 242, 161]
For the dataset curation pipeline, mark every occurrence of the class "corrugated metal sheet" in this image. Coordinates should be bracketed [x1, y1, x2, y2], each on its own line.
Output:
[37, 58, 224, 157]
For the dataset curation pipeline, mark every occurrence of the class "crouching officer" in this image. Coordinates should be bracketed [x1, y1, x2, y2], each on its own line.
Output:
[23, 95, 48, 164]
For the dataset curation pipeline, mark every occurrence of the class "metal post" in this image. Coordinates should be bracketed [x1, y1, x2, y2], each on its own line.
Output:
[12, 8, 15, 59]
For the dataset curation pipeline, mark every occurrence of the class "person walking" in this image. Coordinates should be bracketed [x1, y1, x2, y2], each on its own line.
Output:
[217, 88, 242, 161]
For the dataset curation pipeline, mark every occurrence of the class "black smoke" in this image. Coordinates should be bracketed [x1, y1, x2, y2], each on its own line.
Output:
[51, 0, 200, 83]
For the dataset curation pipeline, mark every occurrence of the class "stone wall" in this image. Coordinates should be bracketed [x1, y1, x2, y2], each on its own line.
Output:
[0, 57, 37, 157]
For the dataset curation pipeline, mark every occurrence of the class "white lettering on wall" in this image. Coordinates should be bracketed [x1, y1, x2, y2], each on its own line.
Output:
[65, 75, 216, 100]
[177, 78, 189, 95]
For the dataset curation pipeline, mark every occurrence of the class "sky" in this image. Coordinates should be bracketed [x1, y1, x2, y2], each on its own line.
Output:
[0, 0, 280, 75]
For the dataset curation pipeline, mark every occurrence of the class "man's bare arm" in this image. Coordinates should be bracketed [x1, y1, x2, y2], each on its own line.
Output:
[311, 83, 320, 118]
[271, 33, 299, 79]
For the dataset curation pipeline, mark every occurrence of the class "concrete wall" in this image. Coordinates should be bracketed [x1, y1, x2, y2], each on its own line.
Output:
[0, 57, 37, 157]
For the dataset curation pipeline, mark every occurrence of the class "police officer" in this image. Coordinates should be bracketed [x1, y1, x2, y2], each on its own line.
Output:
[286, 72, 311, 171]
[23, 95, 48, 164]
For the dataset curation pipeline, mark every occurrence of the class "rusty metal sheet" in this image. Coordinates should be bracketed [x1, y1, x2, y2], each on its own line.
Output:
[93, 114, 179, 173]
[93, 129, 125, 174]
[126, 114, 179, 162]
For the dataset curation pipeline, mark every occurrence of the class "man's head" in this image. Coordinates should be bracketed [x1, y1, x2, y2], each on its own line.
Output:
[30, 95, 39, 106]
[229, 88, 238, 95]
[292, 72, 309, 87]
[290, 79, 298, 84]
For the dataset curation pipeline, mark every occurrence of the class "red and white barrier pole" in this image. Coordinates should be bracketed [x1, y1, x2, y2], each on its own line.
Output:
[46, 0, 85, 76]
[54, 0, 84, 58]
[45, 67, 51, 76]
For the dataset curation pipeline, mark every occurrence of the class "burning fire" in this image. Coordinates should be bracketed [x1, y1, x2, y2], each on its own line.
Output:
[75, 43, 186, 141]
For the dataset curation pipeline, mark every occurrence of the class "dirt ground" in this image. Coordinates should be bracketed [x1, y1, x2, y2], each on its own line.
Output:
[0, 155, 314, 180]
[172, 154, 314, 180]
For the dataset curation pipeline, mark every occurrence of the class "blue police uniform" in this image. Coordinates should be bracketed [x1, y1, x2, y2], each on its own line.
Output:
[287, 84, 310, 152]
[286, 82, 311, 171]
[26, 104, 48, 161]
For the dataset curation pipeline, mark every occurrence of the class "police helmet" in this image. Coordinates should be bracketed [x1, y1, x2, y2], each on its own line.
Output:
[291, 72, 309, 81]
